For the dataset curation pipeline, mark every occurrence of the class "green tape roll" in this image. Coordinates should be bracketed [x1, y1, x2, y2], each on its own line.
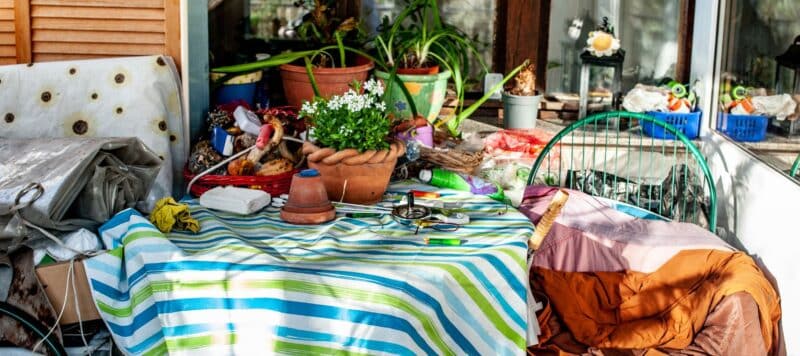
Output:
[732, 85, 747, 100]
[670, 83, 688, 98]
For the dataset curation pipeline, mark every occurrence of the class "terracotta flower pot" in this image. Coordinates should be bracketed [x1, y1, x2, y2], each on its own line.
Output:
[280, 169, 336, 225]
[303, 141, 405, 205]
[280, 58, 374, 108]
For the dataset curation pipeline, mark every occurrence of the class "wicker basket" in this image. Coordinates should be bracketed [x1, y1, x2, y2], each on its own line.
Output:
[419, 145, 484, 174]
[184, 167, 298, 197]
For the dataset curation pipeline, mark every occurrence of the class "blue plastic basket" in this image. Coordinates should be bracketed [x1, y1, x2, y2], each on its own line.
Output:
[716, 113, 768, 142]
[642, 110, 702, 139]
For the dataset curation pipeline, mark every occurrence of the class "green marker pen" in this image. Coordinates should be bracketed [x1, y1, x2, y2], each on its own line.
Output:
[345, 213, 382, 218]
[424, 237, 463, 246]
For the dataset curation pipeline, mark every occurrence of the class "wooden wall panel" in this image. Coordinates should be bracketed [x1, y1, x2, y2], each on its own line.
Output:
[0, 0, 15, 64]
[1, 0, 180, 70]
[494, 0, 550, 92]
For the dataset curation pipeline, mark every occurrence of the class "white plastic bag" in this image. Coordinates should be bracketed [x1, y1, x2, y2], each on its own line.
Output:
[752, 94, 798, 120]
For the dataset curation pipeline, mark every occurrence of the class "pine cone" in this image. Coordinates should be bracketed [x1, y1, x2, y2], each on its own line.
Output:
[188, 141, 223, 174]
[206, 109, 234, 131]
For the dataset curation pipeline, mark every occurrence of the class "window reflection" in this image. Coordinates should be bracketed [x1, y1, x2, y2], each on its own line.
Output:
[717, 0, 800, 177]
[547, 0, 680, 94]
[721, 0, 800, 92]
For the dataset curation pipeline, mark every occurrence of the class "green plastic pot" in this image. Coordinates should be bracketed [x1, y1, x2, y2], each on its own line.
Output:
[375, 70, 451, 122]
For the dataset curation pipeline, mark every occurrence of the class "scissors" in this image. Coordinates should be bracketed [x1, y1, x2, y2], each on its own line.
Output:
[391, 192, 469, 234]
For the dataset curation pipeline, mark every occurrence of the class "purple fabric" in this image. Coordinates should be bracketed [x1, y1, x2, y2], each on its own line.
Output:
[395, 125, 433, 147]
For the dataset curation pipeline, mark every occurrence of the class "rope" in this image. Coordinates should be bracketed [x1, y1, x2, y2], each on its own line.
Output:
[9, 183, 100, 353]
[302, 141, 406, 165]
[32, 259, 73, 355]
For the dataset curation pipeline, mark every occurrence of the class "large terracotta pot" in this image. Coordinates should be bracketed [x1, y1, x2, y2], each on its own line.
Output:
[302, 141, 405, 204]
[280, 58, 374, 108]
[374, 70, 451, 122]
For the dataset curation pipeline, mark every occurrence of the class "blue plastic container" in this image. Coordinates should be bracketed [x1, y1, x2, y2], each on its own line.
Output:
[211, 71, 263, 107]
[216, 83, 257, 106]
[716, 113, 768, 142]
[642, 110, 702, 140]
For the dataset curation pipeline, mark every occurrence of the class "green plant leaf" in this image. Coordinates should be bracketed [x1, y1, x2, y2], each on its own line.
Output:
[304, 57, 321, 98]
[441, 60, 529, 136]
[211, 50, 317, 74]
[335, 32, 346, 68]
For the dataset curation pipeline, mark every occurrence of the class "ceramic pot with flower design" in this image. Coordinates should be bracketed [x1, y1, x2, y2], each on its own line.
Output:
[299, 79, 404, 204]
[374, 70, 451, 124]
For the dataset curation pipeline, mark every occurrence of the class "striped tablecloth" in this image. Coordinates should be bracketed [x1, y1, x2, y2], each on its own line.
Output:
[85, 182, 534, 355]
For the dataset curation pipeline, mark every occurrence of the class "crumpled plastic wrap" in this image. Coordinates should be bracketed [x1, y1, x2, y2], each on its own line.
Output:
[0, 137, 161, 252]
[0, 55, 188, 209]
[622, 84, 670, 113]
[565, 164, 709, 228]
[751, 94, 798, 120]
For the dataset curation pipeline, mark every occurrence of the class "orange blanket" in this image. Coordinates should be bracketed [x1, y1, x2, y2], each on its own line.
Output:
[533, 249, 781, 352]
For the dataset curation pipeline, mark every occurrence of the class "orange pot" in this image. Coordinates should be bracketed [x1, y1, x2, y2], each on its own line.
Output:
[304, 141, 405, 205]
[396, 65, 440, 75]
[280, 58, 374, 108]
[280, 170, 336, 225]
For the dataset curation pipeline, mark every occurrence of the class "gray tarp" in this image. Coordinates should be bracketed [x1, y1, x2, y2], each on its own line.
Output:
[0, 137, 161, 252]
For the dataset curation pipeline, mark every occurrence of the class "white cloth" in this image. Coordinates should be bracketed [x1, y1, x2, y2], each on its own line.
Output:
[0, 56, 188, 209]
[752, 94, 798, 120]
[33, 228, 102, 264]
[199, 186, 271, 215]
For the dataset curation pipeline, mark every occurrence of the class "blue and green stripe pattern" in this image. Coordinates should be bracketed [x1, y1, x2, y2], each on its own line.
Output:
[85, 182, 533, 355]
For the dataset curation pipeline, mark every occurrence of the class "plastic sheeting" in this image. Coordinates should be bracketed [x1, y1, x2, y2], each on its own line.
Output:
[0, 137, 161, 252]
[565, 164, 709, 228]
[0, 55, 188, 207]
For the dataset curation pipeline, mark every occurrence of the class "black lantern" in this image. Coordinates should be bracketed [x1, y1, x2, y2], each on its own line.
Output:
[775, 35, 800, 94]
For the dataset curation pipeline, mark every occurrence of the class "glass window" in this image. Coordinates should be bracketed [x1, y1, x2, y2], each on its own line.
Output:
[716, 0, 800, 178]
[546, 0, 681, 94]
[720, 0, 800, 92]
[250, 0, 301, 41]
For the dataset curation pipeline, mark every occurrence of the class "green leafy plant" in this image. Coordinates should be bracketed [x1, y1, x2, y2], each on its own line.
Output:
[440, 60, 529, 135]
[299, 79, 391, 152]
[293, 0, 367, 67]
[372, 0, 488, 110]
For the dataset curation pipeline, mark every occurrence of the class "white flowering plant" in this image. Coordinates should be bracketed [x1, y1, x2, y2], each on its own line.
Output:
[300, 79, 391, 152]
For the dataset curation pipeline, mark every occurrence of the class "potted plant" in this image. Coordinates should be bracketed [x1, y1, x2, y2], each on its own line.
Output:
[372, 0, 487, 123]
[277, 0, 374, 107]
[370, 0, 527, 138]
[212, 0, 374, 108]
[503, 61, 542, 129]
[299, 79, 404, 204]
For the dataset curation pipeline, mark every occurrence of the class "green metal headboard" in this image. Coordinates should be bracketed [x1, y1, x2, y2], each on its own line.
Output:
[791, 153, 800, 178]
[527, 111, 717, 233]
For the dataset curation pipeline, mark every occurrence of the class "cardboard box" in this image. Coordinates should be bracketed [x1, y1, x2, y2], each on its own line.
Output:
[35, 259, 101, 325]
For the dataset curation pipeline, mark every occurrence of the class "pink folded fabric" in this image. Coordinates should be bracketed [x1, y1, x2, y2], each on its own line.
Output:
[519, 185, 733, 273]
